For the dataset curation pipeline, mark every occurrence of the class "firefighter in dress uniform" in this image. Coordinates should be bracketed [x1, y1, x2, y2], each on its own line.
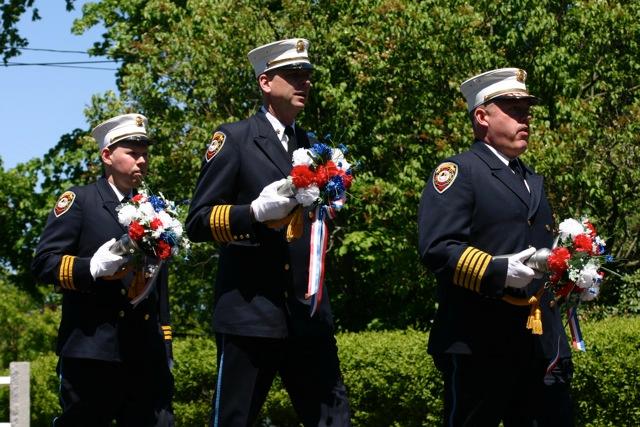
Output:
[31, 113, 174, 426]
[418, 68, 574, 426]
[186, 38, 351, 427]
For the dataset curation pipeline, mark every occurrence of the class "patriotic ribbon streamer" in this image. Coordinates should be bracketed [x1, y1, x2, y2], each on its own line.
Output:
[306, 204, 335, 316]
[545, 336, 562, 375]
[567, 306, 586, 351]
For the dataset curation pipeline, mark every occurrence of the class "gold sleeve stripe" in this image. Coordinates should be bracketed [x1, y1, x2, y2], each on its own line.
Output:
[161, 325, 172, 340]
[209, 205, 234, 242]
[454, 247, 491, 292]
[58, 255, 76, 290]
[474, 253, 491, 292]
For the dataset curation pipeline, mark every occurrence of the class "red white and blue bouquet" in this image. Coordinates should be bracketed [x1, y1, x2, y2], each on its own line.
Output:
[114, 184, 190, 260]
[545, 217, 614, 350]
[287, 139, 355, 316]
[289, 141, 354, 210]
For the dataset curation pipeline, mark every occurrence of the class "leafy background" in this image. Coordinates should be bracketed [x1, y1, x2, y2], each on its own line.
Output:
[1, 0, 639, 354]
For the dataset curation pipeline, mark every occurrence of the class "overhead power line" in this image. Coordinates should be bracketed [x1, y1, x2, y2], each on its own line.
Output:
[18, 47, 93, 54]
[5, 60, 120, 70]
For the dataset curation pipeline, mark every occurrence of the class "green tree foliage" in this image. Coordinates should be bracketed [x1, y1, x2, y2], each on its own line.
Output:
[0, 279, 59, 368]
[0, 0, 75, 63]
[1, 0, 639, 332]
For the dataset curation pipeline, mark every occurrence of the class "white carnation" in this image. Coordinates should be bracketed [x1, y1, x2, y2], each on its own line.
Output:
[157, 211, 173, 227]
[138, 202, 157, 221]
[580, 284, 600, 302]
[170, 219, 184, 236]
[576, 262, 602, 289]
[295, 185, 320, 206]
[558, 218, 586, 240]
[117, 204, 138, 226]
[331, 148, 351, 171]
[292, 148, 314, 166]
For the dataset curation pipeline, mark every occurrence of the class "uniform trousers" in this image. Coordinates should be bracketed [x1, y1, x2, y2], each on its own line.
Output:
[211, 333, 351, 427]
[434, 352, 574, 427]
[54, 356, 174, 427]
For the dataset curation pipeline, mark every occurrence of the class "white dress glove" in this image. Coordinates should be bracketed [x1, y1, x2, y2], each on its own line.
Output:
[504, 247, 541, 289]
[250, 178, 298, 222]
[89, 238, 127, 280]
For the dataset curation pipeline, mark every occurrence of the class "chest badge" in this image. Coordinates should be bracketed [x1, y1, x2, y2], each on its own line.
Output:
[433, 162, 458, 193]
[54, 191, 76, 217]
[205, 131, 226, 162]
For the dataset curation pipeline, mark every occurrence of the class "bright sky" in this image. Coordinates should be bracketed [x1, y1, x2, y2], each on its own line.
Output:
[0, 0, 118, 170]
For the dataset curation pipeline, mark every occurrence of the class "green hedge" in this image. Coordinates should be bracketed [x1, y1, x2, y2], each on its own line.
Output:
[6, 316, 640, 426]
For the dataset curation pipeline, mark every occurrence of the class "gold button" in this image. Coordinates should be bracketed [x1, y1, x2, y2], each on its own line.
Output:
[308, 212, 314, 219]
[144, 314, 150, 320]
[118, 310, 125, 318]
[284, 263, 290, 271]
[120, 289, 126, 296]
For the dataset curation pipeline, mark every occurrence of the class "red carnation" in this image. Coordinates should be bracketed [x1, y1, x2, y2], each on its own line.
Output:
[291, 165, 316, 188]
[156, 240, 172, 260]
[547, 247, 571, 274]
[131, 194, 144, 203]
[549, 271, 563, 284]
[555, 282, 576, 298]
[584, 221, 597, 237]
[128, 221, 145, 241]
[324, 160, 339, 177]
[314, 166, 329, 188]
[573, 234, 593, 254]
[150, 217, 163, 230]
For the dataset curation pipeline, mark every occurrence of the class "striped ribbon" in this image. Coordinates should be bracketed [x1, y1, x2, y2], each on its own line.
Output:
[306, 204, 335, 316]
[567, 306, 586, 351]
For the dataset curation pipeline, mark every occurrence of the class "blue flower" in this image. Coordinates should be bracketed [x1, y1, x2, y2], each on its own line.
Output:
[160, 230, 178, 246]
[324, 175, 346, 200]
[149, 195, 167, 212]
[310, 143, 333, 162]
[605, 254, 614, 263]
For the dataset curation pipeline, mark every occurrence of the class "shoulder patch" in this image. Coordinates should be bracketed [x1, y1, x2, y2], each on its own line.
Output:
[205, 131, 226, 162]
[54, 191, 76, 217]
[432, 162, 458, 193]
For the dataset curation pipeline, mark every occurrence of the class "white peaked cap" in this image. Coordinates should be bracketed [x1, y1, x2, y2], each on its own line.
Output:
[91, 113, 150, 150]
[248, 38, 313, 77]
[460, 68, 537, 112]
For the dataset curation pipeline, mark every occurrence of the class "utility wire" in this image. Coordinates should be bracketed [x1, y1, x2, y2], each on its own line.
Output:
[18, 47, 93, 54]
[6, 60, 119, 70]
[7, 60, 116, 65]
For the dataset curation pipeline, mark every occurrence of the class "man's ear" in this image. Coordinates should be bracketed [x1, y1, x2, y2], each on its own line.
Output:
[474, 106, 490, 129]
[258, 73, 271, 94]
[101, 147, 113, 165]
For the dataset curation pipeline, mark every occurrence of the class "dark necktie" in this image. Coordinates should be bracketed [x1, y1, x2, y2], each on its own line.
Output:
[284, 125, 297, 160]
[509, 159, 528, 190]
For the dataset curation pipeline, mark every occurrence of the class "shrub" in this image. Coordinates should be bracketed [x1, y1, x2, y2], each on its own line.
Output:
[16, 317, 640, 426]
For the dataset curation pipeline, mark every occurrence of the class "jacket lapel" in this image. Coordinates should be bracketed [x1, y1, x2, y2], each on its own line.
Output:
[97, 177, 128, 232]
[523, 163, 543, 219]
[471, 141, 530, 207]
[251, 111, 292, 177]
